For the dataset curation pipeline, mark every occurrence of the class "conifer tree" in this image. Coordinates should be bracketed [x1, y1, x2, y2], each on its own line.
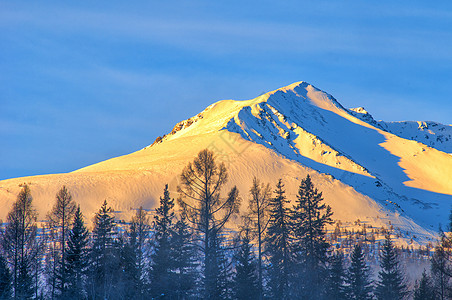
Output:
[265, 179, 291, 300]
[375, 234, 408, 300]
[178, 149, 240, 298]
[150, 184, 176, 298]
[47, 185, 77, 298]
[0, 253, 12, 299]
[233, 232, 259, 300]
[170, 216, 197, 299]
[32, 229, 46, 299]
[44, 224, 58, 298]
[413, 270, 437, 300]
[1, 184, 39, 300]
[63, 206, 89, 300]
[431, 235, 452, 300]
[17, 257, 33, 300]
[88, 200, 118, 300]
[204, 230, 233, 300]
[290, 174, 333, 299]
[247, 177, 271, 299]
[345, 244, 373, 300]
[130, 206, 150, 299]
[118, 226, 140, 299]
[326, 252, 346, 300]
[429, 209, 452, 300]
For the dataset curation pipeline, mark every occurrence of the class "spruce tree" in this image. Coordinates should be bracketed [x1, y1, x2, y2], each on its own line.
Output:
[375, 234, 408, 300]
[63, 206, 89, 300]
[413, 270, 437, 300]
[17, 257, 33, 300]
[170, 216, 197, 299]
[233, 232, 259, 300]
[88, 200, 118, 300]
[0, 253, 12, 299]
[118, 226, 140, 299]
[290, 174, 333, 299]
[44, 224, 59, 298]
[204, 230, 233, 300]
[32, 229, 46, 299]
[429, 209, 452, 300]
[345, 244, 373, 300]
[326, 252, 346, 300]
[247, 177, 271, 300]
[130, 206, 150, 299]
[431, 235, 452, 300]
[1, 184, 38, 300]
[150, 184, 175, 298]
[265, 179, 291, 300]
[178, 149, 240, 298]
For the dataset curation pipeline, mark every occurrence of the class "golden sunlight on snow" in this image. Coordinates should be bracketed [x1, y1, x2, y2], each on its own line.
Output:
[0, 81, 447, 247]
[380, 133, 452, 195]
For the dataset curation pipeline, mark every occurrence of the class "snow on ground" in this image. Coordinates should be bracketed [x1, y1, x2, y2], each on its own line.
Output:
[350, 106, 452, 154]
[223, 82, 452, 232]
[1, 81, 450, 246]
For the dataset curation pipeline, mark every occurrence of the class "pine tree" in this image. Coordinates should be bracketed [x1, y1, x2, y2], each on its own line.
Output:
[170, 216, 197, 299]
[345, 244, 373, 300]
[375, 234, 408, 300]
[1, 184, 39, 300]
[178, 149, 240, 298]
[32, 229, 46, 299]
[265, 179, 291, 300]
[247, 177, 271, 300]
[118, 227, 140, 299]
[204, 230, 233, 300]
[150, 184, 176, 298]
[233, 232, 259, 300]
[115, 207, 150, 299]
[17, 257, 33, 300]
[47, 185, 77, 298]
[88, 200, 118, 300]
[130, 206, 150, 299]
[326, 252, 346, 300]
[413, 270, 437, 300]
[430, 209, 452, 300]
[44, 223, 59, 299]
[63, 206, 89, 300]
[0, 253, 12, 299]
[431, 234, 452, 300]
[290, 174, 333, 299]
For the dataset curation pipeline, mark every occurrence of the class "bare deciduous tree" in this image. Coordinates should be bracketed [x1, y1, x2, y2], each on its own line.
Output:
[247, 177, 271, 300]
[178, 149, 240, 297]
[46, 186, 77, 298]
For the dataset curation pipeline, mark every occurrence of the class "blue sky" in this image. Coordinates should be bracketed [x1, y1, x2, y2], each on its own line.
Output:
[1, 1, 452, 180]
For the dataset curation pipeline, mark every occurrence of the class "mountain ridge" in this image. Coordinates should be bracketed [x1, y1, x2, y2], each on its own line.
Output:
[1, 81, 451, 247]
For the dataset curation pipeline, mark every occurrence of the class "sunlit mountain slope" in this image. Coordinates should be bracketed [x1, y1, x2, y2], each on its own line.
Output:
[1, 81, 451, 246]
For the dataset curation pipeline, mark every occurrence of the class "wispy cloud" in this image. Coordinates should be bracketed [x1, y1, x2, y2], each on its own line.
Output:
[2, 2, 452, 60]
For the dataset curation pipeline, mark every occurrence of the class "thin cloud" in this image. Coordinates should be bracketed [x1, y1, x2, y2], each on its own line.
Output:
[2, 3, 452, 60]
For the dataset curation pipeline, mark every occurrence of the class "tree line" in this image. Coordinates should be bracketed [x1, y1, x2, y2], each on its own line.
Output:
[0, 148, 451, 299]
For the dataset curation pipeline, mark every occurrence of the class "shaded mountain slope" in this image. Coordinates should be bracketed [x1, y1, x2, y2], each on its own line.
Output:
[1, 81, 451, 246]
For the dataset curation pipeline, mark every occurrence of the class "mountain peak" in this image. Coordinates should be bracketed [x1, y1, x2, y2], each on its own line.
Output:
[266, 81, 347, 113]
[78, 81, 452, 242]
[3, 80, 452, 248]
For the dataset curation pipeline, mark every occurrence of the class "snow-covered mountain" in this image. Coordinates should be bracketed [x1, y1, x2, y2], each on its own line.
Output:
[350, 107, 452, 153]
[1, 81, 451, 246]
